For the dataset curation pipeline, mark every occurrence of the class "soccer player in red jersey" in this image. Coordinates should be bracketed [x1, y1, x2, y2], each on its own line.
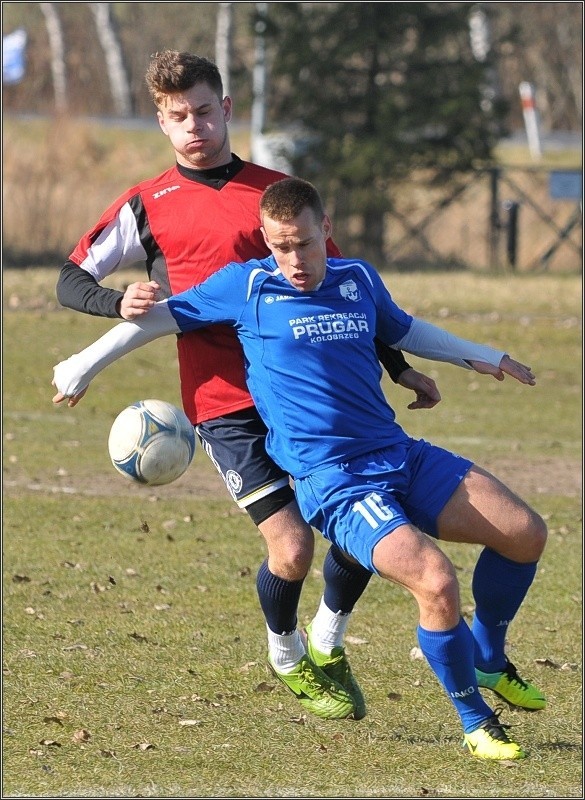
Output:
[56, 51, 440, 719]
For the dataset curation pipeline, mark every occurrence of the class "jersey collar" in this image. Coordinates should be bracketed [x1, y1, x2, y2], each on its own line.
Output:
[175, 154, 245, 189]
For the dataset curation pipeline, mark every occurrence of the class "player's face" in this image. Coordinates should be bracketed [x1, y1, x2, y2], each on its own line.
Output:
[261, 207, 331, 292]
[157, 83, 232, 169]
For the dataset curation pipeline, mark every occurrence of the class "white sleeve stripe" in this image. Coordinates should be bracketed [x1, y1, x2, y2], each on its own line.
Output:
[246, 266, 279, 301]
[78, 202, 147, 280]
[328, 261, 375, 287]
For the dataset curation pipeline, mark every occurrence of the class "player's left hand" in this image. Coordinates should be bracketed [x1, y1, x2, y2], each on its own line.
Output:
[468, 355, 536, 385]
[398, 368, 441, 409]
[118, 280, 160, 320]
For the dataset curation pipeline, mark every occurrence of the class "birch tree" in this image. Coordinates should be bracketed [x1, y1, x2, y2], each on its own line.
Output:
[90, 2, 132, 117]
[215, 2, 233, 98]
[39, 2, 67, 111]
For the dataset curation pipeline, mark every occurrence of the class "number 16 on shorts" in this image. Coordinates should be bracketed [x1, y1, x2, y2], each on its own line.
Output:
[353, 491, 396, 528]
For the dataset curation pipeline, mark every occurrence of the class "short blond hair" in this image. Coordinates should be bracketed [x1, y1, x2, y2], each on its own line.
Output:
[260, 178, 325, 224]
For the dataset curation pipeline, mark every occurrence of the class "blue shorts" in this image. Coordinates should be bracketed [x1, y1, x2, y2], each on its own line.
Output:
[294, 438, 473, 573]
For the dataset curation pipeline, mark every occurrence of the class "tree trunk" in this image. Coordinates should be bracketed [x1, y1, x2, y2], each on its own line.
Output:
[250, 2, 268, 163]
[39, 2, 67, 111]
[215, 2, 233, 98]
[90, 2, 132, 117]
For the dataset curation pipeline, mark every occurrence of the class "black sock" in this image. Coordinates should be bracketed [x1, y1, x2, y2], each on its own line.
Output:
[323, 545, 373, 614]
[256, 558, 303, 634]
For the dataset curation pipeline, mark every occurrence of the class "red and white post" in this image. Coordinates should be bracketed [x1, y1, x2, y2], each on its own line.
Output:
[519, 81, 542, 161]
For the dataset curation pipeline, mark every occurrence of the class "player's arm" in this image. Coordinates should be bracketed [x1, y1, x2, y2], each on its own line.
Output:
[53, 264, 243, 406]
[394, 318, 536, 386]
[374, 338, 440, 408]
[52, 302, 180, 406]
[57, 260, 125, 318]
[327, 239, 414, 386]
[57, 262, 160, 321]
[374, 338, 413, 382]
[57, 204, 158, 320]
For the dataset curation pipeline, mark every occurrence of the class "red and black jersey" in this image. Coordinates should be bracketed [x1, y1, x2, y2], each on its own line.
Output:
[58, 155, 409, 423]
[59, 156, 341, 423]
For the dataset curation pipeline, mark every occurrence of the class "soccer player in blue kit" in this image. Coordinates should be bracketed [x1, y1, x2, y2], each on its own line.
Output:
[53, 177, 548, 760]
[56, 50, 444, 724]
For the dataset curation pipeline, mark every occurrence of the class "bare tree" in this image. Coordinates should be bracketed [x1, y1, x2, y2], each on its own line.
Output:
[89, 2, 132, 117]
[39, 2, 67, 111]
[250, 1, 268, 162]
[215, 2, 233, 98]
[487, 2, 582, 131]
[2, 2, 580, 130]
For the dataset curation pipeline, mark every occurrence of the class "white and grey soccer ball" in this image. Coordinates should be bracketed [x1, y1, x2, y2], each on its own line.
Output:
[107, 399, 196, 486]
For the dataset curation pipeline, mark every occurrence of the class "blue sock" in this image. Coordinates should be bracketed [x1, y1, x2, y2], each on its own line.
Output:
[256, 559, 303, 634]
[417, 619, 494, 734]
[471, 548, 538, 673]
[323, 545, 373, 613]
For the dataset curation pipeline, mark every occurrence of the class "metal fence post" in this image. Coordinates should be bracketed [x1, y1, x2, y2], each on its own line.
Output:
[489, 167, 501, 270]
[503, 200, 520, 270]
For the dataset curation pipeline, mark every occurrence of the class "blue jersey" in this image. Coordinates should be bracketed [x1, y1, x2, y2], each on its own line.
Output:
[167, 256, 413, 478]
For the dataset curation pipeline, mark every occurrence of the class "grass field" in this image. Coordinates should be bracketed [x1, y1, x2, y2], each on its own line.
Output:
[2, 268, 582, 797]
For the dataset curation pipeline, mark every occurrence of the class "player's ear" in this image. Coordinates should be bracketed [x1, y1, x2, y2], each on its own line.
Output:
[157, 110, 169, 136]
[322, 214, 332, 240]
[222, 95, 232, 122]
[260, 226, 270, 249]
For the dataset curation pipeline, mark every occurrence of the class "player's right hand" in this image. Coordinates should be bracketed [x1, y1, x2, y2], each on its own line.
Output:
[52, 355, 91, 407]
[52, 384, 87, 407]
[118, 280, 160, 320]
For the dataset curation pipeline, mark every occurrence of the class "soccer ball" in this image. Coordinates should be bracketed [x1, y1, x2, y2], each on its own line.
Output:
[107, 399, 196, 486]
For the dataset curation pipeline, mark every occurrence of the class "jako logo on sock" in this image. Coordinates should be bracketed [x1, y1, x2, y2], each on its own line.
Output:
[451, 685, 476, 699]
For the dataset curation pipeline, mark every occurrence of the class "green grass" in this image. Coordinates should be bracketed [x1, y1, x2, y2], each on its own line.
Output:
[493, 141, 582, 170]
[2, 269, 582, 797]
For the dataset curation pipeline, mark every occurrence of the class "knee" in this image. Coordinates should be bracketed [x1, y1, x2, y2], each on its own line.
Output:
[428, 565, 460, 606]
[497, 505, 548, 563]
[419, 559, 460, 618]
[275, 536, 314, 577]
[524, 509, 548, 561]
[261, 518, 315, 581]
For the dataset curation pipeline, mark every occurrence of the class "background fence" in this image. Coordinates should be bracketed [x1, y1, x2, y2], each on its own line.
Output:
[382, 166, 582, 274]
[2, 112, 582, 274]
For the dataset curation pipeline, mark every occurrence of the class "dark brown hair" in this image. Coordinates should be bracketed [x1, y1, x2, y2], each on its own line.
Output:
[145, 50, 223, 107]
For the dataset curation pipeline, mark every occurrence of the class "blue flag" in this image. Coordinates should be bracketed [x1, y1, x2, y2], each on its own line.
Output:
[3, 29, 27, 85]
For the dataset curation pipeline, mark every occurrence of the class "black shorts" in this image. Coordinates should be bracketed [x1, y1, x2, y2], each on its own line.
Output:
[196, 407, 294, 523]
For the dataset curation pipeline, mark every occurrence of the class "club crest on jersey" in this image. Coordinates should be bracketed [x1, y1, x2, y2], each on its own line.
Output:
[339, 280, 361, 302]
